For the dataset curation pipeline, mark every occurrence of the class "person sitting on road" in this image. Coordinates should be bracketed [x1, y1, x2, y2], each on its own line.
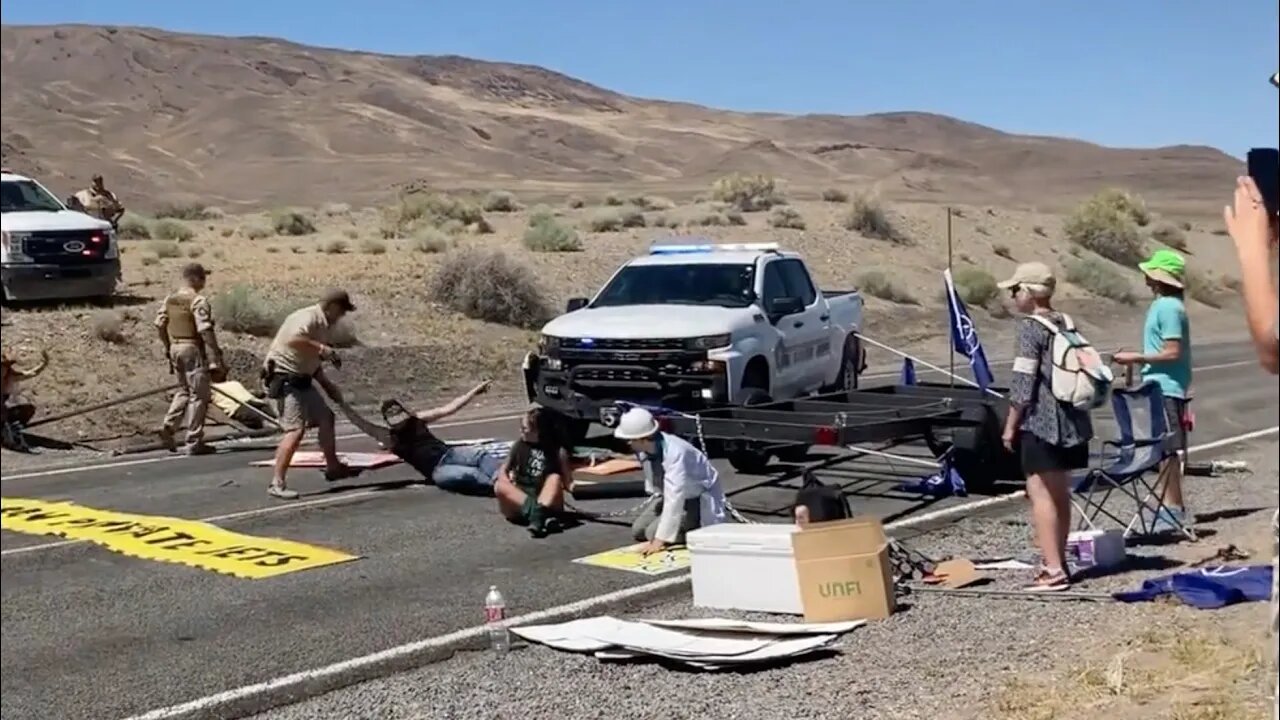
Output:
[494, 405, 574, 538]
[613, 407, 727, 556]
[2, 348, 50, 429]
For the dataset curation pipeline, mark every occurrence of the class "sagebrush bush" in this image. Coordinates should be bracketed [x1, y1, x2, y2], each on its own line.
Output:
[603, 193, 625, 206]
[321, 239, 348, 255]
[953, 266, 999, 307]
[687, 211, 727, 227]
[380, 193, 488, 238]
[427, 249, 552, 329]
[821, 188, 849, 203]
[523, 213, 582, 252]
[243, 225, 272, 240]
[1064, 256, 1136, 304]
[149, 240, 182, 258]
[212, 285, 293, 337]
[857, 271, 918, 305]
[993, 244, 1013, 260]
[186, 246, 203, 259]
[359, 239, 387, 255]
[711, 173, 783, 212]
[1063, 191, 1147, 266]
[323, 202, 352, 216]
[271, 209, 316, 236]
[154, 202, 217, 221]
[412, 227, 450, 254]
[566, 195, 586, 209]
[1184, 270, 1221, 308]
[91, 310, 126, 344]
[151, 219, 194, 242]
[587, 207, 644, 232]
[483, 190, 520, 212]
[768, 206, 806, 230]
[1151, 223, 1188, 252]
[843, 195, 906, 244]
[1093, 188, 1151, 227]
[116, 213, 152, 239]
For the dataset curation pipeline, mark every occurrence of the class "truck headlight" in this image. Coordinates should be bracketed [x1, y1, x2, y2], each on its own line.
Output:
[686, 334, 731, 351]
[539, 335, 562, 354]
[0, 231, 34, 263]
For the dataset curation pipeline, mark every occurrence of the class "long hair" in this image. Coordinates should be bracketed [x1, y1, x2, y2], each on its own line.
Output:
[509, 405, 564, 474]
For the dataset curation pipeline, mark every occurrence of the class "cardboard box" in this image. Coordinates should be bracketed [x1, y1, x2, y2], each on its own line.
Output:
[790, 516, 895, 622]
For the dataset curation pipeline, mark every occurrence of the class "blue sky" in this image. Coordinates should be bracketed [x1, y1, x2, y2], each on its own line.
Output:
[4, 1, 1277, 158]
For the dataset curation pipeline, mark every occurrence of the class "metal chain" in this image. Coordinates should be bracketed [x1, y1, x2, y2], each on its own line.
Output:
[563, 493, 658, 520]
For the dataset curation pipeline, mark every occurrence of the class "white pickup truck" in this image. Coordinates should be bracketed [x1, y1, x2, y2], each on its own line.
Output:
[522, 242, 866, 440]
[1, 170, 120, 303]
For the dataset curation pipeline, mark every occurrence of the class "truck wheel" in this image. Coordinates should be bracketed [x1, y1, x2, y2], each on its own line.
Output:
[824, 338, 861, 396]
[726, 388, 774, 474]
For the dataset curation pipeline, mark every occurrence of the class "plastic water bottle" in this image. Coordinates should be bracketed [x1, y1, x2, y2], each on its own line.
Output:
[484, 586, 510, 652]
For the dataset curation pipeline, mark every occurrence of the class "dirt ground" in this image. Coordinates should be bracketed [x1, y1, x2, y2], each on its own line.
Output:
[0, 191, 1250, 447]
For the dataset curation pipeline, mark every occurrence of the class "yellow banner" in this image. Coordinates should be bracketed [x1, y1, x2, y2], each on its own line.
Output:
[572, 542, 691, 576]
[1, 497, 359, 579]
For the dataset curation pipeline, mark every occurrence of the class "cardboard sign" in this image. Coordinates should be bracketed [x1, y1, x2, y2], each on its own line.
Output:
[791, 516, 895, 622]
[572, 542, 691, 576]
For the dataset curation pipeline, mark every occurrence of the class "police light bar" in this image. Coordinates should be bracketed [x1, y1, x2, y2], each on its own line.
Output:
[648, 242, 780, 255]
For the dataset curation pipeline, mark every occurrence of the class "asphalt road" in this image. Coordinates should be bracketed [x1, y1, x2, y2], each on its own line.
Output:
[1, 340, 1275, 720]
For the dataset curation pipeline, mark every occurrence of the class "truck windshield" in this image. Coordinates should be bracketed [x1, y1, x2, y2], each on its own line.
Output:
[592, 263, 756, 308]
[0, 180, 65, 214]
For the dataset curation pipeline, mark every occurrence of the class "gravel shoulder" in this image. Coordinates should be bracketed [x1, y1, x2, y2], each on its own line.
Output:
[256, 439, 1279, 720]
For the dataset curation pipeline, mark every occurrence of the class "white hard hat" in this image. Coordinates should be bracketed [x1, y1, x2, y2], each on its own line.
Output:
[613, 407, 660, 440]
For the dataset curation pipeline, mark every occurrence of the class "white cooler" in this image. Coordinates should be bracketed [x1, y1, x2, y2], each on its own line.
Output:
[686, 523, 802, 615]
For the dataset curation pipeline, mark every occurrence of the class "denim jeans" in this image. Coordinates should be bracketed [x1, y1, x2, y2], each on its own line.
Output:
[432, 444, 506, 494]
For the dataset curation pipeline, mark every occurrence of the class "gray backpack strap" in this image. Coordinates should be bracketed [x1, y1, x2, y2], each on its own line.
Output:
[1026, 314, 1059, 334]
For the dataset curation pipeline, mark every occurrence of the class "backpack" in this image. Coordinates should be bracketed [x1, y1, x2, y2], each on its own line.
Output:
[1026, 314, 1113, 410]
[794, 470, 852, 523]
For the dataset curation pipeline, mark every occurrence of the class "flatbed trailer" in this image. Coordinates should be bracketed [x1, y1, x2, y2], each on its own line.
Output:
[661, 381, 1022, 491]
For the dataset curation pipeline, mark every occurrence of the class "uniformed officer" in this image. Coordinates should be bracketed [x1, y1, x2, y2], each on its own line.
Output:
[154, 263, 224, 455]
[73, 174, 125, 229]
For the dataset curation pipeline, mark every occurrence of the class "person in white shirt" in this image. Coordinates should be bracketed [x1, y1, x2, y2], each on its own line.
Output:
[612, 407, 727, 555]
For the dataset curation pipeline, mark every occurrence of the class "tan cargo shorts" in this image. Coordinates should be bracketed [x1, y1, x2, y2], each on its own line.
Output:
[278, 384, 333, 432]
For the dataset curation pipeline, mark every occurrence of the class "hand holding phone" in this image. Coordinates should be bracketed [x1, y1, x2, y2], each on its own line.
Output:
[1246, 148, 1278, 219]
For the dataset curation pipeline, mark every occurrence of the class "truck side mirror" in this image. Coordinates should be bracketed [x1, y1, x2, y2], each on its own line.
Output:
[565, 297, 589, 313]
[767, 296, 803, 319]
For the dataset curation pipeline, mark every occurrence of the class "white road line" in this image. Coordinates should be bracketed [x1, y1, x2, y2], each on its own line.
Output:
[0, 358, 1260, 484]
[117, 423, 1280, 720]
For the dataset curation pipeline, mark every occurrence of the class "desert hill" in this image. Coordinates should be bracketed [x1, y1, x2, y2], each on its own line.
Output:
[0, 23, 1241, 213]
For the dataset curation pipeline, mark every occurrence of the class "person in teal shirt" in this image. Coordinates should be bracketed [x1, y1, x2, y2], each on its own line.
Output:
[1114, 249, 1193, 533]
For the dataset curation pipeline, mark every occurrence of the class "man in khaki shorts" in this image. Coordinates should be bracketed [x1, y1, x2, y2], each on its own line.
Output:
[263, 289, 358, 499]
[154, 263, 224, 455]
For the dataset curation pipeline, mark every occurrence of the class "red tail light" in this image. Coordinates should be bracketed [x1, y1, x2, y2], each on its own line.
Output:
[814, 425, 838, 446]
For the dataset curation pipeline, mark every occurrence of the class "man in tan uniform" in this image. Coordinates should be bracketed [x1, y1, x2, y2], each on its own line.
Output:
[263, 289, 358, 499]
[154, 263, 224, 455]
[73, 174, 125, 228]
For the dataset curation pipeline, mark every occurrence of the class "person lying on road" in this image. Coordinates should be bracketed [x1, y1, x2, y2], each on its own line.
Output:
[494, 405, 574, 538]
[402, 379, 510, 494]
[613, 407, 727, 556]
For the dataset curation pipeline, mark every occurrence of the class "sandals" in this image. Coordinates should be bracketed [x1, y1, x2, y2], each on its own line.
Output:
[1023, 567, 1071, 592]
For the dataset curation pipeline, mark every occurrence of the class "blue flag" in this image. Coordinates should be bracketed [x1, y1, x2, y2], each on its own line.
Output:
[1112, 565, 1273, 608]
[944, 269, 995, 392]
[896, 451, 968, 498]
[900, 357, 916, 386]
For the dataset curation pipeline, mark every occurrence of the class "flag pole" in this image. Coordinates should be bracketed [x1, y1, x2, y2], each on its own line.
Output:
[946, 207, 955, 387]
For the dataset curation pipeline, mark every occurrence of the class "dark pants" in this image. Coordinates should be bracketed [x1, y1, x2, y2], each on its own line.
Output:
[1163, 397, 1188, 452]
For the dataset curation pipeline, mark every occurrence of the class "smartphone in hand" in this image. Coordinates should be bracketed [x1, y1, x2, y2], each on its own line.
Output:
[1246, 147, 1279, 219]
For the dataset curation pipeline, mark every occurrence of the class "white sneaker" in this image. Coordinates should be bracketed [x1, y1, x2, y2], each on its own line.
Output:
[268, 483, 299, 500]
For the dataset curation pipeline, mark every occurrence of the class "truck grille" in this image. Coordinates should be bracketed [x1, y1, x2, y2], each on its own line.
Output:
[21, 229, 112, 265]
[560, 337, 686, 351]
[574, 367, 653, 383]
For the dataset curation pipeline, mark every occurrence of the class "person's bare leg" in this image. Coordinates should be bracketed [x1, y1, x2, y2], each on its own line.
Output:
[272, 429, 305, 489]
[1042, 470, 1073, 571]
[495, 479, 528, 521]
[537, 475, 565, 512]
[1026, 473, 1066, 574]
[1157, 457, 1186, 509]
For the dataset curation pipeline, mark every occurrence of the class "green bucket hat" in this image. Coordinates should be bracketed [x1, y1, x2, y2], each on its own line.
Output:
[1138, 248, 1186, 289]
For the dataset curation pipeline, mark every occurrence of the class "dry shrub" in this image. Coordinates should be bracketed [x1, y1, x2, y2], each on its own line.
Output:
[1093, 188, 1151, 227]
[212, 285, 292, 337]
[482, 190, 520, 212]
[953, 266, 999, 307]
[711, 173, 784, 211]
[427, 249, 552, 329]
[687, 211, 728, 227]
[1064, 256, 1137, 304]
[588, 208, 643, 232]
[993, 243, 1014, 260]
[151, 219, 194, 242]
[323, 202, 352, 216]
[321, 239, 348, 255]
[243, 225, 272, 240]
[857, 271, 918, 305]
[566, 195, 585, 209]
[116, 213, 152, 239]
[650, 214, 679, 228]
[768, 206, 806, 230]
[380, 193, 488, 238]
[359, 239, 387, 255]
[843, 194, 908, 244]
[148, 240, 181, 258]
[91, 310, 126, 343]
[821, 188, 849, 203]
[154, 202, 217, 221]
[725, 209, 746, 226]
[139, 253, 159, 266]
[1184, 269, 1221, 308]
[1063, 190, 1147, 266]
[271, 209, 316, 236]
[603, 193, 625, 206]
[523, 212, 582, 252]
[412, 227, 450, 254]
[186, 246, 203, 259]
[1151, 223, 1189, 252]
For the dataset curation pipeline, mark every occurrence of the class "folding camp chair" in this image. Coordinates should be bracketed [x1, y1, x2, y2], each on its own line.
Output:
[1073, 380, 1195, 541]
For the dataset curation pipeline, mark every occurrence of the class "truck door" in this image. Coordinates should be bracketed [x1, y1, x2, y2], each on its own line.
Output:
[775, 259, 831, 394]
[758, 260, 801, 396]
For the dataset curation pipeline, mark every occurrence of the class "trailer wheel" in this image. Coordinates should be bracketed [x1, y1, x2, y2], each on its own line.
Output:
[726, 387, 774, 474]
